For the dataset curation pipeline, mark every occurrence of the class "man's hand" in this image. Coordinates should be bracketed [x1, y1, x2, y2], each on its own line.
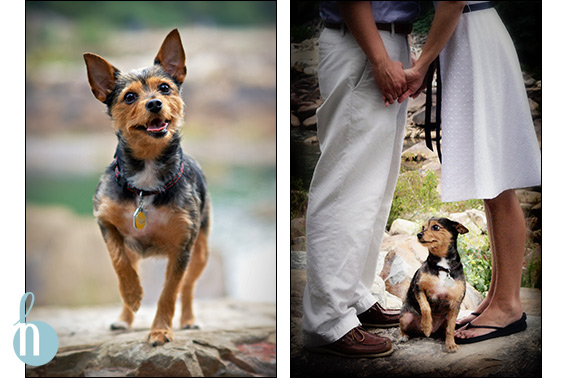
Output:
[372, 59, 407, 106]
[337, 2, 408, 107]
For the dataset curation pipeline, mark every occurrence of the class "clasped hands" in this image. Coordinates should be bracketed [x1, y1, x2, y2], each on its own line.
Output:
[374, 59, 428, 106]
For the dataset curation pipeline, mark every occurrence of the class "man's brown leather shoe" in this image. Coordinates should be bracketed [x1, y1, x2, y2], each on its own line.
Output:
[308, 326, 393, 358]
[358, 302, 400, 328]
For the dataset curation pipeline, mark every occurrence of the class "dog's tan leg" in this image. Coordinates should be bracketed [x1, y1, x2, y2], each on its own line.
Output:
[445, 304, 460, 353]
[416, 291, 433, 337]
[180, 228, 209, 329]
[148, 248, 191, 346]
[111, 247, 142, 330]
[101, 224, 143, 329]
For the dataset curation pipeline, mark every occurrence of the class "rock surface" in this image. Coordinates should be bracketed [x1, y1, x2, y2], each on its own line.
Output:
[291, 271, 541, 377]
[25, 300, 276, 377]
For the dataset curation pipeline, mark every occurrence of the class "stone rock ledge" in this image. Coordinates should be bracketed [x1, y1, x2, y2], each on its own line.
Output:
[291, 270, 541, 377]
[25, 299, 276, 377]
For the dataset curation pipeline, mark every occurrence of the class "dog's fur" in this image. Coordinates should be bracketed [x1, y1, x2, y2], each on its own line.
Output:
[399, 218, 468, 352]
[84, 29, 211, 346]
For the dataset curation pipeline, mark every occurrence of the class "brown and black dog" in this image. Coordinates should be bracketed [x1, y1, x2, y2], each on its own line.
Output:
[84, 29, 211, 346]
[399, 218, 468, 352]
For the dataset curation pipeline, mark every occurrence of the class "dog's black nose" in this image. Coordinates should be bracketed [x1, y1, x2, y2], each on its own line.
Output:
[146, 99, 162, 113]
[417, 232, 423, 240]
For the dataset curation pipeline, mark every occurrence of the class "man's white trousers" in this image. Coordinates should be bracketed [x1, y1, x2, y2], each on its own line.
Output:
[302, 27, 411, 347]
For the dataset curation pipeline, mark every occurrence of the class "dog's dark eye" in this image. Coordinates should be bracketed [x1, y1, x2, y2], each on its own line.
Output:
[124, 92, 138, 104]
[158, 83, 171, 94]
[432, 225, 440, 231]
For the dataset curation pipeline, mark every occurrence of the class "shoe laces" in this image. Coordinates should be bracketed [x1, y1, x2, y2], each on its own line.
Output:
[349, 327, 366, 343]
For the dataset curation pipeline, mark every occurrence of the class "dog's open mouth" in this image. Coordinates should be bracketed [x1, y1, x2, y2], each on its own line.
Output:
[134, 119, 170, 138]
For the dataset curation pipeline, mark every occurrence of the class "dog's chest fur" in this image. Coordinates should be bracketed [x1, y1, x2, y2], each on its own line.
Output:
[128, 160, 165, 190]
[121, 199, 169, 252]
[418, 258, 465, 303]
[95, 189, 193, 257]
[437, 258, 453, 287]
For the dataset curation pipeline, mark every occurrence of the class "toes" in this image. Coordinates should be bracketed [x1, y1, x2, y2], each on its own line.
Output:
[446, 342, 459, 353]
[148, 330, 173, 346]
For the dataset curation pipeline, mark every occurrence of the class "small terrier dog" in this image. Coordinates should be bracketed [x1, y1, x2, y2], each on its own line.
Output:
[84, 29, 211, 346]
[399, 218, 468, 352]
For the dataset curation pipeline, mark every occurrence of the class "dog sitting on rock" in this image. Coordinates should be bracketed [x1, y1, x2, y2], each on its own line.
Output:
[399, 218, 468, 352]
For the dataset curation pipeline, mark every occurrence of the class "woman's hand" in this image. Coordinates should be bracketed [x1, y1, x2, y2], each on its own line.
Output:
[398, 66, 428, 103]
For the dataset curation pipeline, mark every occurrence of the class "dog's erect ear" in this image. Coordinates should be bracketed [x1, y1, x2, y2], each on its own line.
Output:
[83, 53, 119, 103]
[155, 29, 187, 84]
[453, 221, 469, 235]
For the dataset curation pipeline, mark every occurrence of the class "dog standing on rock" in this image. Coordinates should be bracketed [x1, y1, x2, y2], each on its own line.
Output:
[399, 218, 468, 352]
[84, 29, 212, 346]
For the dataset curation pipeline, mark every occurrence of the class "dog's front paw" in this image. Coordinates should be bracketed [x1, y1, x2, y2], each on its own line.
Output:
[148, 329, 174, 346]
[180, 314, 199, 330]
[181, 322, 200, 330]
[445, 341, 459, 353]
[110, 320, 130, 331]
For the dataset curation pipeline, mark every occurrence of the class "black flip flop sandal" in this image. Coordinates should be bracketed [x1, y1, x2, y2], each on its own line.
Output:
[455, 313, 527, 344]
[455, 311, 480, 330]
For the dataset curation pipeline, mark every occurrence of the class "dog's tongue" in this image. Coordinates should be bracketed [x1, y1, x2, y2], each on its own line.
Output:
[147, 119, 168, 132]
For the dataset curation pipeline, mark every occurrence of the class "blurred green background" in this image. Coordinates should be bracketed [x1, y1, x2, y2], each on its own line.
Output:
[26, 1, 276, 306]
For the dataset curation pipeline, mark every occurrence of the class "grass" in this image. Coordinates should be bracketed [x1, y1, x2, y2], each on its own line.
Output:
[459, 233, 492, 296]
[387, 168, 484, 230]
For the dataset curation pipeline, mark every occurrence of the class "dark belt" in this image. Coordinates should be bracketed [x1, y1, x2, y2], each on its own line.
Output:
[324, 21, 413, 35]
[463, 2, 492, 13]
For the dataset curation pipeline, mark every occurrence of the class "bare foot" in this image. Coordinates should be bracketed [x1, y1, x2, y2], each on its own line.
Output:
[455, 311, 480, 327]
[455, 307, 523, 340]
[456, 295, 493, 327]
